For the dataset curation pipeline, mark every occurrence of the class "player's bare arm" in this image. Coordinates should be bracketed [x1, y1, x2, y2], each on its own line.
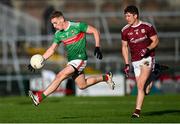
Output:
[86, 25, 100, 47]
[122, 40, 129, 64]
[122, 40, 130, 77]
[147, 35, 159, 50]
[43, 43, 59, 60]
[86, 25, 103, 59]
[28, 43, 58, 72]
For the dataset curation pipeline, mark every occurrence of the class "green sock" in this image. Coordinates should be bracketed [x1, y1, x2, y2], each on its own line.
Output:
[41, 93, 47, 100]
[102, 74, 108, 81]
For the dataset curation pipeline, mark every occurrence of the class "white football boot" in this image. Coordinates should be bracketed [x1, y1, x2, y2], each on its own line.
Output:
[29, 90, 40, 106]
[106, 72, 115, 90]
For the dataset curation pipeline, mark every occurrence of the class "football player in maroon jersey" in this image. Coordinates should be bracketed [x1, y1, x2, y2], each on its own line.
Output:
[121, 5, 159, 118]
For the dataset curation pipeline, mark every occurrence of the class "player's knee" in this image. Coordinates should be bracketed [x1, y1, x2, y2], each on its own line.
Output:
[137, 83, 144, 91]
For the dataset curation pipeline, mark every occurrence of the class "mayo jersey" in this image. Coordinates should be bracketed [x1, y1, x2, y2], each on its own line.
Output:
[121, 21, 157, 62]
[53, 21, 88, 61]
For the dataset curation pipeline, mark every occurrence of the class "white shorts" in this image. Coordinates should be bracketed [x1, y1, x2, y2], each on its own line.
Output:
[132, 56, 155, 77]
[67, 59, 87, 73]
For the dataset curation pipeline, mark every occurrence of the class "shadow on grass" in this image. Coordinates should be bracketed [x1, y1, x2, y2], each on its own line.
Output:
[144, 109, 180, 116]
[61, 116, 80, 119]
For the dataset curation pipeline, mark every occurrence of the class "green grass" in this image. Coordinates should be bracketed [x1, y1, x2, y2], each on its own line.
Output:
[0, 94, 180, 123]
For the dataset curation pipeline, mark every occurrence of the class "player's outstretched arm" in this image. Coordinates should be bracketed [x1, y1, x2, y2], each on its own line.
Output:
[43, 43, 59, 60]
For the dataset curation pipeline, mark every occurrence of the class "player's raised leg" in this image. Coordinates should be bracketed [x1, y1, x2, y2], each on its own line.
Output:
[74, 72, 115, 90]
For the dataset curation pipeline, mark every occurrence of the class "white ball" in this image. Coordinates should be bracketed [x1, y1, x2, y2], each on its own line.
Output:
[30, 54, 44, 69]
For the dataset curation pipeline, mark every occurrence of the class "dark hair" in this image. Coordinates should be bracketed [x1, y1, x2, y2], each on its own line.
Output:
[50, 11, 64, 20]
[124, 5, 139, 18]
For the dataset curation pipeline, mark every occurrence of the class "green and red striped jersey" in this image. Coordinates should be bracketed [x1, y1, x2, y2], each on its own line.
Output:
[53, 21, 88, 61]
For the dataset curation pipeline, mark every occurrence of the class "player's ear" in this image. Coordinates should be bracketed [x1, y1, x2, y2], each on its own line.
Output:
[59, 16, 65, 23]
[134, 14, 138, 19]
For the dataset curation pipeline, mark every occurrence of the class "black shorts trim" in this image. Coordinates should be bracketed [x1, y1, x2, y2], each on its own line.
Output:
[69, 64, 84, 80]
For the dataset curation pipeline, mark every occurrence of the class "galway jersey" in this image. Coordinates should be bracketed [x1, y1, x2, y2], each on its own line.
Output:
[121, 21, 157, 62]
[53, 21, 88, 61]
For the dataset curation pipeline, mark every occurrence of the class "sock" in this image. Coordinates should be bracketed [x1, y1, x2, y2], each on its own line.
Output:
[37, 92, 46, 102]
[41, 93, 47, 100]
[102, 74, 108, 81]
[134, 109, 141, 115]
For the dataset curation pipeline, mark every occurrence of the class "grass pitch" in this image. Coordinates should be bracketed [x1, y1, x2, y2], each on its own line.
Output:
[0, 94, 180, 123]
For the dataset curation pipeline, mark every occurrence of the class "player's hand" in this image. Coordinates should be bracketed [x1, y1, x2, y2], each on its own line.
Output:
[28, 64, 35, 72]
[94, 47, 103, 59]
[140, 48, 150, 58]
[123, 64, 130, 77]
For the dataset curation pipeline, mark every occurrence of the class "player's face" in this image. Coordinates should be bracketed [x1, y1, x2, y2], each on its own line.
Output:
[51, 17, 65, 30]
[124, 12, 137, 25]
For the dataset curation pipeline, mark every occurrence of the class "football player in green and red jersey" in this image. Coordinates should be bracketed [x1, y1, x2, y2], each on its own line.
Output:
[28, 11, 115, 106]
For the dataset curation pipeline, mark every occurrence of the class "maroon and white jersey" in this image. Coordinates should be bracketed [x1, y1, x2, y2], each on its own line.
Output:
[121, 21, 157, 62]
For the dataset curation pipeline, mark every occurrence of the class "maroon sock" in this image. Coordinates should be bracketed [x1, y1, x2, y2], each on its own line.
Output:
[134, 109, 141, 115]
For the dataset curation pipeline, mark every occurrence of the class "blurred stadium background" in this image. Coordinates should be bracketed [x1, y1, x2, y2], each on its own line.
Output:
[0, 0, 180, 97]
